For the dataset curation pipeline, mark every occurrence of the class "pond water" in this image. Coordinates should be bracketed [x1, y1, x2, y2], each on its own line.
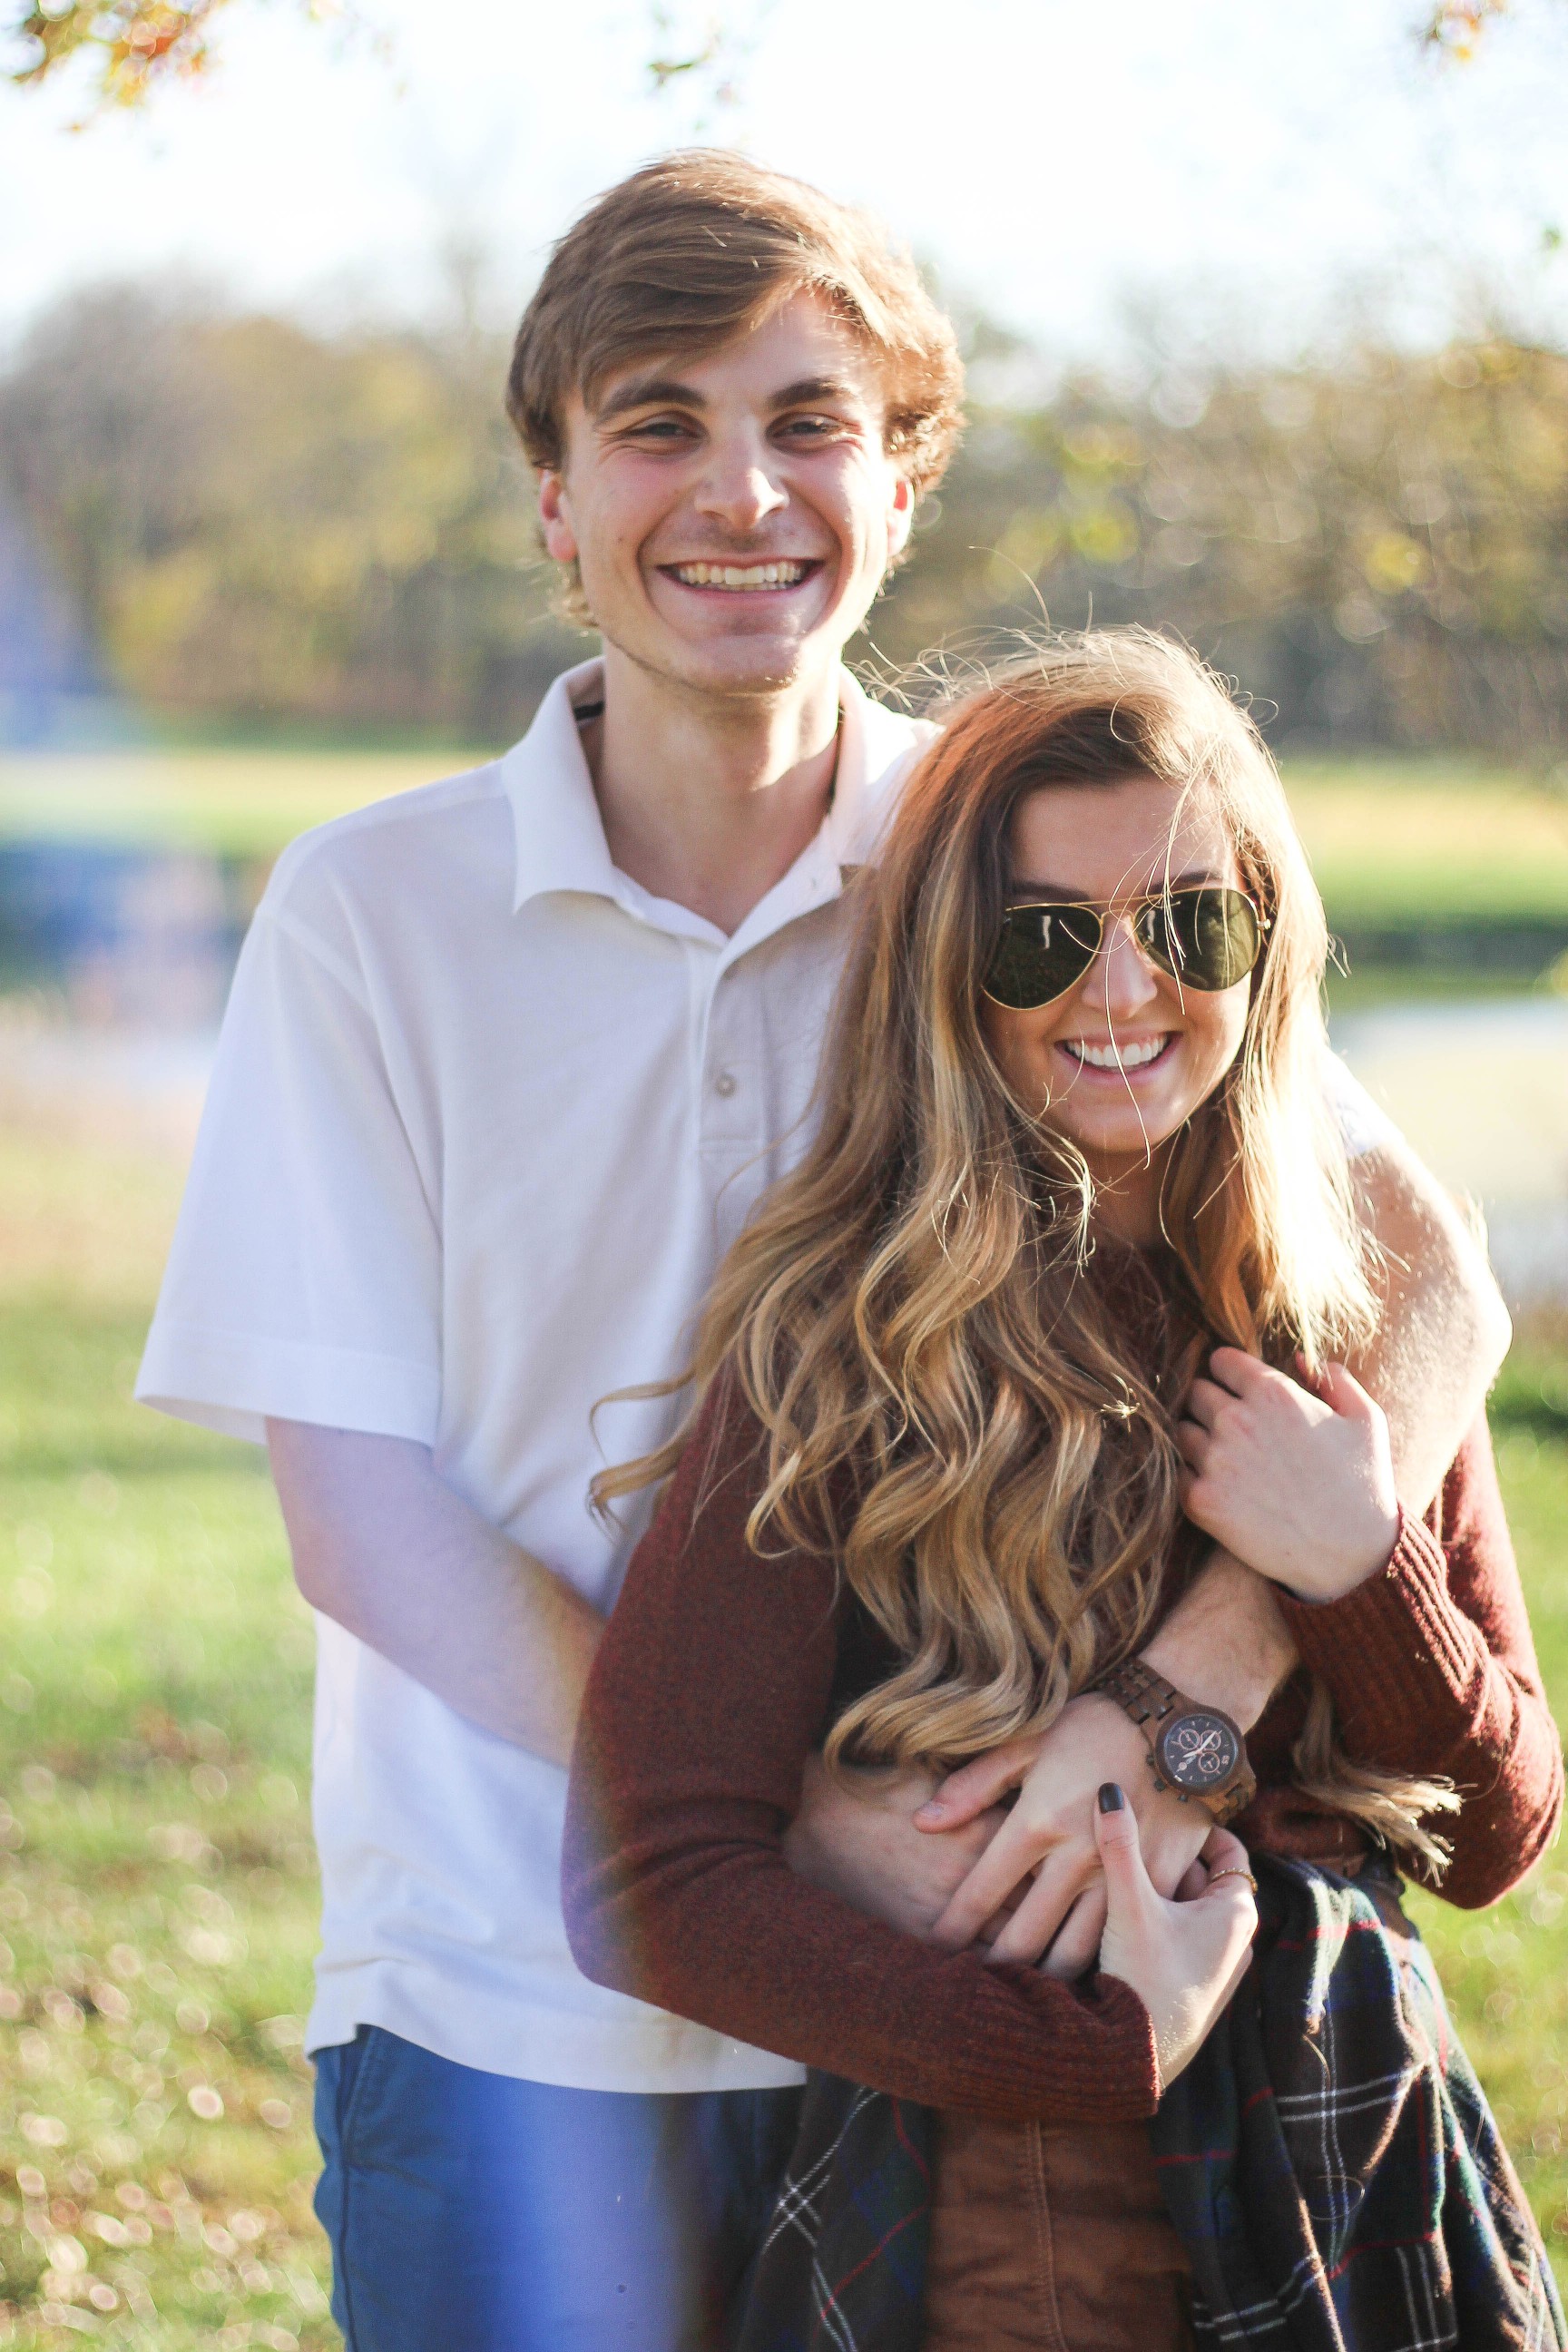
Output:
[1332, 996, 1568, 1307]
[2, 839, 1564, 1304]
[0, 840, 260, 1029]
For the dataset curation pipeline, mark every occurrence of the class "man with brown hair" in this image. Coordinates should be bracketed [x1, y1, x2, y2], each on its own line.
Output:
[138, 152, 1506, 2349]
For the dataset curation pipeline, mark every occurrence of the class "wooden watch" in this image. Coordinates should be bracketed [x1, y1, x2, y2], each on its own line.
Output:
[1092, 1657, 1257, 1828]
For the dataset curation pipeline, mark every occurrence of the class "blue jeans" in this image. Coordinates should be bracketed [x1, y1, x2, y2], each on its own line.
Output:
[313, 2028, 804, 2351]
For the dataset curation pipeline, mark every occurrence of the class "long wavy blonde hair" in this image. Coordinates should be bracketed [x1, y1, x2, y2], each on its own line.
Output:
[598, 630, 1455, 1872]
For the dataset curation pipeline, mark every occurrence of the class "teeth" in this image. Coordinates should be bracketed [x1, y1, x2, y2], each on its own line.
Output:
[1066, 1037, 1169, 1070]
[670, 560, 810, 590]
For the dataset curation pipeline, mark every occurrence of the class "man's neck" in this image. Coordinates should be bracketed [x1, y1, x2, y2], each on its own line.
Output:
[583, 644, 847, 936]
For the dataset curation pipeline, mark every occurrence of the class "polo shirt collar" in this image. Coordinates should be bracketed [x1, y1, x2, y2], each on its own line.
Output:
[503, 660, 621, 913]
[501, 657, 920, 935]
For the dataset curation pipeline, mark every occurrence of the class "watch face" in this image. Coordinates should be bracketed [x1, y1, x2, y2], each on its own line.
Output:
[1156, 1710, 1241, 1794]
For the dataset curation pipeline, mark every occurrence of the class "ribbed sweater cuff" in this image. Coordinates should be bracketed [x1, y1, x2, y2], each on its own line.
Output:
[960, 1967, 1162, 2122]
[1277, 1507, 1482, 1752]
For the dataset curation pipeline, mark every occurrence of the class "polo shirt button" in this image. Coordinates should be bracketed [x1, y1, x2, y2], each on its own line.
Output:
[713, 1071, 738, 1097]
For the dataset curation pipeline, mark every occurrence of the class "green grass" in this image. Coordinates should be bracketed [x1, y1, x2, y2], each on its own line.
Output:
[1406, 1390, 1568, 2268]
[3, 748, 1568, 939]
[0, 751, 486, 859]
[0, 1120, 334, 2347]
[2, 1129, 1567, 2341]
[1325, 961, 1568, 1014]
[1281, 759, 1568, 930]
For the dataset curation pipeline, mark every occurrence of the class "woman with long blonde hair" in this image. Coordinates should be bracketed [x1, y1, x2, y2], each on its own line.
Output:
[564, 632, 1561, 2349]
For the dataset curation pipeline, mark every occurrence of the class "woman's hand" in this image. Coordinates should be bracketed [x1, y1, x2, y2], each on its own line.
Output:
[1094, 1785, 1258, 2091]
[1177, 1348, 1400, 1602]
[916, 1695, 1211, 1972]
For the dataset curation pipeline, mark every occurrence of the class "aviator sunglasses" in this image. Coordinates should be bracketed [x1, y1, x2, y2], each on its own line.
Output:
[984, 886, 1269, 1011]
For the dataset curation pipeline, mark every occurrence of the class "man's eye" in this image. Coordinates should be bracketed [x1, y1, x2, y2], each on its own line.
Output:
[624, 416, 698, 444]
[778, 415, 843, 442]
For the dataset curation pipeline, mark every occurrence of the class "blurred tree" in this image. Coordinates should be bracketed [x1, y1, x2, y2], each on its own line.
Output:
[1424, 0, 1512, 53]
[5, 282, 1568, 755]
[13, 0, 242, 104]
[5, 0, 1524, 107]
[0, 287, 582, 737]
[5, 0, 763, 108]
[870, 338, 1568, 757]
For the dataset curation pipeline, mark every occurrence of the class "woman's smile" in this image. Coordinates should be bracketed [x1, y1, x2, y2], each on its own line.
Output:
[1057, 1032, 1176, 1075]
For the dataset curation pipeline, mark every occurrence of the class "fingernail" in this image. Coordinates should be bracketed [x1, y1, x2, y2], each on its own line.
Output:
[1097, 1782, 1125, 1814]
[915, 1800, 946, 1821]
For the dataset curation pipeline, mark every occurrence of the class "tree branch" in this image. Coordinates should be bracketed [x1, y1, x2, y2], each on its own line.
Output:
[11, 0, 227, 105]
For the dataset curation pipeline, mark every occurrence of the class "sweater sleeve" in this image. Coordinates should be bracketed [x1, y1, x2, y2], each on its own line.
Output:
[1274, 1414, 1563, 1907]
[563, 1375, 1161, 2123]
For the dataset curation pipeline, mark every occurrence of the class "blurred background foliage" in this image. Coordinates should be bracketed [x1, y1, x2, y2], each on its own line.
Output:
[6, 280, 1568, 760]
[0, 0, 1532, 108]
[0, 287, 581, 744]
[879, 327, 1568, 756]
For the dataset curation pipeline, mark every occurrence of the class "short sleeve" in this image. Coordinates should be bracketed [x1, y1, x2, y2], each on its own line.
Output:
[136, 877, 442, 1446]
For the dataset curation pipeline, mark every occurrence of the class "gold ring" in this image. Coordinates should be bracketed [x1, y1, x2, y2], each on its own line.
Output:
[1208, 1866, 1259, 1890]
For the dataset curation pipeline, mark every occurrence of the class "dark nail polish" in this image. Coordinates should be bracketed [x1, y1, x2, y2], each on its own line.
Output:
[1098, 1781, 1125, 1814]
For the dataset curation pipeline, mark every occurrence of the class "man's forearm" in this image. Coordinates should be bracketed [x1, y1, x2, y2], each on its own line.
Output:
[1352, 1137, 1511, 1508]
[1142, 1549, 1297, 1729]
[267, 1420, 603, 1764]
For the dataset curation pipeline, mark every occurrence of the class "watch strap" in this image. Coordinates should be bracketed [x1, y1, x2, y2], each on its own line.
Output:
[1092, 1657, 1256, 1827]
[1095, 1655, 1192, 1733]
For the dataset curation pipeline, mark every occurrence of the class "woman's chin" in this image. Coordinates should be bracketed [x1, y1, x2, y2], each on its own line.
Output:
[1048, 1112, 1187, 1174]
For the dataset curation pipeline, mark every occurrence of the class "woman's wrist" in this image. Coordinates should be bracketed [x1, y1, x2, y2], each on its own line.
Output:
[1269, 1502, 1402, 1607]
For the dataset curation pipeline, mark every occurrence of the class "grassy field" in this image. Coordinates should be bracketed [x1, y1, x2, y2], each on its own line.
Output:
[0, 751, 486, 861]
[0, 1126, 328, 2349]
[2, 747, 1568, 939]
[1, 1111, 1567, 2345]
[1283, 760, 1568, 930]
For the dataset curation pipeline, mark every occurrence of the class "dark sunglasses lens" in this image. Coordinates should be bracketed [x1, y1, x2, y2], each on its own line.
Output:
[1143, 889, 1262, 989]
[985, 905, 1102, 1008]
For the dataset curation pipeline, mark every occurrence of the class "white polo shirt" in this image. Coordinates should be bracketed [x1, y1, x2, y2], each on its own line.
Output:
[137, 659, 931, 2091]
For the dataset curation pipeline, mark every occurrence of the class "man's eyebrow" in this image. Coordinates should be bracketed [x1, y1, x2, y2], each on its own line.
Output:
[768, 375, 861, 409]
[593, 372, 866, 426]
[593, 376, 707, 424]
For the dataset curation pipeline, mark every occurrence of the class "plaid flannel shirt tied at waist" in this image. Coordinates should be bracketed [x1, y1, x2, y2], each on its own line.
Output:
[735, 1855, 1564, 2352]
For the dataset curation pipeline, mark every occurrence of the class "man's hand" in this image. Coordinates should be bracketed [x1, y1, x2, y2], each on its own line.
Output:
[784, 1754, 1014, 1941]
[1178, 1348, 1400, 1602]
[913, 1695, 1211, 1974]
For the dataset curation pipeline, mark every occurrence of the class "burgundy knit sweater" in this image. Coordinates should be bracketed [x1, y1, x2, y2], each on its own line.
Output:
[563, 1373, 1561, 2127]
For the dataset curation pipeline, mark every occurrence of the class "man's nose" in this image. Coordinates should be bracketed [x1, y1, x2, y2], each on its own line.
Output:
[1096, 917, 1163, 1017]
[692, 429, 789, 534]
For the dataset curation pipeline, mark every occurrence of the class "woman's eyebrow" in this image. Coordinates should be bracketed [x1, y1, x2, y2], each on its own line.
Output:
[1006, 867, 1231, 903]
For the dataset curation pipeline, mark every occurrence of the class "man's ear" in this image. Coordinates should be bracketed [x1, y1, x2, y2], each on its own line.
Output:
[538, 469, 579, 564]
[887, 474, 916, 564]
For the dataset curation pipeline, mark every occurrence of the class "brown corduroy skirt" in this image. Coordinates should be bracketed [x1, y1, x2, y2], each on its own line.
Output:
[920, 2111, 1195, 2352]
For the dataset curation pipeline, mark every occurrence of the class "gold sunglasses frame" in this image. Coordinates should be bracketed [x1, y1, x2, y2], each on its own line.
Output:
[982, 887, 1271, 1010]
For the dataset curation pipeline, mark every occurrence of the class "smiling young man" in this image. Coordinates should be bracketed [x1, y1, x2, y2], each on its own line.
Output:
[136, 153, 1510, 2351]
